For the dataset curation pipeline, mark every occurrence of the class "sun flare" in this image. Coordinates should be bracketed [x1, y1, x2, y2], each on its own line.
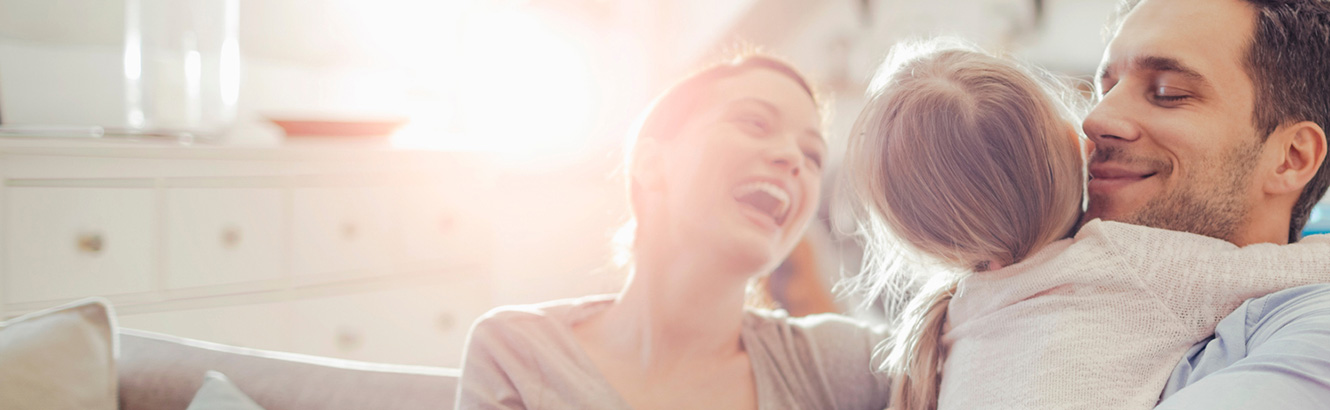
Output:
[389, 6, 598, 155]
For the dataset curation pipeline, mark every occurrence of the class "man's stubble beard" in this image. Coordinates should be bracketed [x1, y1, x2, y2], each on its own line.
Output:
[1097, 137, 1262, 242]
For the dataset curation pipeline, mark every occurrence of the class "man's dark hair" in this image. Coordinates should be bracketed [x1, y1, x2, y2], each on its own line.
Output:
[1115, 0, 1330, 241]
[1243, 0, 1330, 241]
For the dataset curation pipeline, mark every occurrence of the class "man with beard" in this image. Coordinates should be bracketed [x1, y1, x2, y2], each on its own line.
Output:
[1084, 0, 1330, 407]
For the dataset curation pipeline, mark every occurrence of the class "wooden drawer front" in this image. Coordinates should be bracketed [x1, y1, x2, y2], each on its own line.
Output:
[5, 187, 156, 303]
[290, 188, 394, 278]
[116, 301, 293, 352]
[396, 183, 491, 269]
[165, 188, 285, 289]
[288, 278, 491, 367]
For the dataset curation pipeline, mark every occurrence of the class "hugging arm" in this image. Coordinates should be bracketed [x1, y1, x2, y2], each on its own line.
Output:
[1155, 284, 1330, 410]
[1106, 223, 1330, 334]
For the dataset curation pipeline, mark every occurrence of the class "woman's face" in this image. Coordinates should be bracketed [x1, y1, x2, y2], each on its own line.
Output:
[648, 68, 825, 275]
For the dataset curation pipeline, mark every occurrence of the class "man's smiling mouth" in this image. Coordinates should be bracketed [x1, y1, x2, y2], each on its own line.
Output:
[1088, 163, 1157, 193]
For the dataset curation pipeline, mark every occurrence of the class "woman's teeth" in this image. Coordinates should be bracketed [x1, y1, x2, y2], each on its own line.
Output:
[732, 181, 791, 225]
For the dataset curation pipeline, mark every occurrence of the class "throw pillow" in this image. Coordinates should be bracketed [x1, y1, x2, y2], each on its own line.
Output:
[186, 371, 267, 410]
[0, 298, 117, 410]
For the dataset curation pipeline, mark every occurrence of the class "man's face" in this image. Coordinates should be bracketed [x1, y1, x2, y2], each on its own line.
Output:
[1083, 0, 1266, 241]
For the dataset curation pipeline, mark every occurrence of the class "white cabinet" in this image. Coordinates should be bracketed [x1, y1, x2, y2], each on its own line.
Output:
[114, 301, 296, 352]
[5, 187, 157, 303]
[396, 182, 492, 270]
[290, 187, 396, 280]
[165, 188, 285, 290]
[287, 276, 490, 367]
[0, 138, 496, 366]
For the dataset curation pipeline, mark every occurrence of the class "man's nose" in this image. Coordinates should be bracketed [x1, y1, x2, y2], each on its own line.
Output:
[1083, 87, 1143, 145]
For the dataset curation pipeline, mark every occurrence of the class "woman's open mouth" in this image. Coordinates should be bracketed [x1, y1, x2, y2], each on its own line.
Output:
[732, 181, 791, 227]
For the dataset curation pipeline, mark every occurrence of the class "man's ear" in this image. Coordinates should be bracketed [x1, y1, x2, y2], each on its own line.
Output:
[631, 138, 667, 191]
[1266, 121, 1328, 195]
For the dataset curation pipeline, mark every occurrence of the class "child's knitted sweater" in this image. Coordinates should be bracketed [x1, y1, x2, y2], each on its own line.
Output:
[939, 219, 1330, 409]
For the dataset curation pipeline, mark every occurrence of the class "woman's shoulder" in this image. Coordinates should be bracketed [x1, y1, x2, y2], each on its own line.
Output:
[470, 294, 616, 340]
[747, 309, 888, 340]
[743, 309, 890, 364]
[743, 309, 893, 409]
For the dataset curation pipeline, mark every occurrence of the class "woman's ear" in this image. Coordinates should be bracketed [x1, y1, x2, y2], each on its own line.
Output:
[1266, 121, 1328, 196]
[631, 138, 667, 191]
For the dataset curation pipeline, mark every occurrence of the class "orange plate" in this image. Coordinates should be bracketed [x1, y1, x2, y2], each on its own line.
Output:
[268, 118, 409, 137]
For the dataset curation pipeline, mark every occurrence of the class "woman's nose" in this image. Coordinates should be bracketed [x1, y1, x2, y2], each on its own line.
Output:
[769, 141, 803, 177]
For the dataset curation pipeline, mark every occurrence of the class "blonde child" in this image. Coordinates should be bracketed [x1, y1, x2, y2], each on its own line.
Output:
[839, 42, 1330, 410]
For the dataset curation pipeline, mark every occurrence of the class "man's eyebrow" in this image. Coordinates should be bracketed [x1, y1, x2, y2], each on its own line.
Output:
[1133, 55, 1207, 83]
[1098, 55, 1211, 88]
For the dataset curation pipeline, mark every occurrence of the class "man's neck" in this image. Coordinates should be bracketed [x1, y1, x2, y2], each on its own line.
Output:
[1230, 200, 1294, 246]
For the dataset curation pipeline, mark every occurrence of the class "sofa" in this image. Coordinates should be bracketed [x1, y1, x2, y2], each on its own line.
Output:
[0, 299, 462, 410]
[118, 329, 461, 410]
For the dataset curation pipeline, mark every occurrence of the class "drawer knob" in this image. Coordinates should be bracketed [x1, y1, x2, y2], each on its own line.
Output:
[76, 232, 105, 255]
[220, 226, 242, 250]
[435, 312, 456, 332]
[341, 222, 358, 241]
[335, 327, 362, 352]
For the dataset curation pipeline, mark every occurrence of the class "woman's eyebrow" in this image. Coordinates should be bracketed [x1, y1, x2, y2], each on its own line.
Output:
[730, 97, 782, 118]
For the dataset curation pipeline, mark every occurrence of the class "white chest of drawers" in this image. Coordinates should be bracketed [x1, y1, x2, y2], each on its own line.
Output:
[0, 137, 496, 367]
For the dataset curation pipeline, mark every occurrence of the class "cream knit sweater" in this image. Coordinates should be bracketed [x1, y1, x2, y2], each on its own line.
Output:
[939, 219, 1330, 410]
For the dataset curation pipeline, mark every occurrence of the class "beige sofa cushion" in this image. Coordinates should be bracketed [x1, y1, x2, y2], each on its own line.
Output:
[0, 298, 117, 410]
[118, 329, 460, 410]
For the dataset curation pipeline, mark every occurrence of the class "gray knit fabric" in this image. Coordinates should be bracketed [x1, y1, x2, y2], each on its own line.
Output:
[117, 329, 459, 410]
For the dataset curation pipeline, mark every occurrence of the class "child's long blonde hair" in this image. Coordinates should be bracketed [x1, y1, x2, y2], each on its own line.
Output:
[838, 40, 1086, 410]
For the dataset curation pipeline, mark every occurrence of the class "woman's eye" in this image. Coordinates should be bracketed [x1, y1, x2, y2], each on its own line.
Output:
[734, 115, 770, 134]
[804, 151, 823, 168]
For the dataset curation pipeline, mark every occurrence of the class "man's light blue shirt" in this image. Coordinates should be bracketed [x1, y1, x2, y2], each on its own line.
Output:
[1158, 284, 1330, 408]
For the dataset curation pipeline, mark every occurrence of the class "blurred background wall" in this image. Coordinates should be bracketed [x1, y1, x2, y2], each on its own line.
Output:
[0, 0, 1132, 365]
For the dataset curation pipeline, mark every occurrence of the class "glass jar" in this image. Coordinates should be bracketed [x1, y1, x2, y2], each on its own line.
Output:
[122, 0, 239, 139]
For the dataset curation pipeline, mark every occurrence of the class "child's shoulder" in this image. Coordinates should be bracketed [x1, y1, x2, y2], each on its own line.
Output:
[1075, 219, 1237, 250]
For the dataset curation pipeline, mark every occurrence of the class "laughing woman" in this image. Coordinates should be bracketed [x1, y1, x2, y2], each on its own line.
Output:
[454, 55, 891, 410]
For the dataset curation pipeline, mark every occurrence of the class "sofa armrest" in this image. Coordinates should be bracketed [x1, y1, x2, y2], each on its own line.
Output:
[116, 328, 458, 410]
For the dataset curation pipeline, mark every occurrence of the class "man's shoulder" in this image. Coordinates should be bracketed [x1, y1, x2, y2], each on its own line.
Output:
[1243, 283, 1330, 335]
[1159, 283, 1330, 408]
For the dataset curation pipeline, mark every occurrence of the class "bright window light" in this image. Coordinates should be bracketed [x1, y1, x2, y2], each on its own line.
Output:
[389, 7, 598, 155]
